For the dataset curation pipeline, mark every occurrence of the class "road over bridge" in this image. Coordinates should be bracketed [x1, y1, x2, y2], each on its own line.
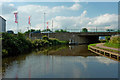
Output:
[29, 32, 119, 44]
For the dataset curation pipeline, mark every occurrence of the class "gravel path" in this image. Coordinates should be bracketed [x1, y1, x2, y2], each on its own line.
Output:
[96, 43, 120, 51]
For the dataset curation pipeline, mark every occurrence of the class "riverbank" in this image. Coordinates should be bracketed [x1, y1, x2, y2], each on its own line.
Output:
[88, 36, 120, 62]
[88, 35, 120, 53]
[88, 43, 120, 53]
[2, 33, 68, 57]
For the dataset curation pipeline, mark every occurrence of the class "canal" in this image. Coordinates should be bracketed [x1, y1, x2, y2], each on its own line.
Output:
[2, 45, 118, 78]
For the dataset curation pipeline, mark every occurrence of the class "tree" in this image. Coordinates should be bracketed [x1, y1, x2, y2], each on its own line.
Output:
[117, 29, 120, 32]
[106, 29, 114, 32]
[55, 29, 68, 32]
[25, 29, 35, 34]
[42, 29, 52, 32]
[82, 28, 88, 32]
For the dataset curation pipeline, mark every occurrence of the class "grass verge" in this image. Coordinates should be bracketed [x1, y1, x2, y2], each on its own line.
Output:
[88, 43, 98, 49]
[104, 42, 120, 48]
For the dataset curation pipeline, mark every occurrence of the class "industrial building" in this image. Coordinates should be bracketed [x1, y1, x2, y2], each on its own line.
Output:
[0, 16, 6, 32]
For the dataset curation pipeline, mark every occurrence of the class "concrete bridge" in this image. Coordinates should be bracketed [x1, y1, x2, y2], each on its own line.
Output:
[28, 32, 119, 44]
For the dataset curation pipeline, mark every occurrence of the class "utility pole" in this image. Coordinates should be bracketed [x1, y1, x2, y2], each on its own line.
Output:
[44, 12, 46, 30]
[96, 27, 97, 32]
[27, 27, 29, 31]
[52, 20, 53, 32]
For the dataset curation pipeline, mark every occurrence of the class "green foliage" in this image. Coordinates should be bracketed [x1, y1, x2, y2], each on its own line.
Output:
[2, 32, 68, 57]
[109, 36, 120, 44]
[88, 43, 98, 49]
[82, 28, 88, 32]
[2, 49, 8, 56]
[104, 36, 120, 48]
[105, 36, 111, 42]
[106, 29, 114, 32]
[104, 42, 120, 48]
[49, 38, 68, 45]
[32, 39, 49, 48]
[55, 29, 68, 33]
[42, 35, 49, 40]
[42, 29, 52, 32]
[24, 29, 36, 34]
[117, 29, 120, 32]
[2, 32, 32, 57]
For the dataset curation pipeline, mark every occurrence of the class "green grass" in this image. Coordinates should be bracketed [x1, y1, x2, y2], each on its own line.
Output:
[104, 42, 120, 48]
[88, 43, 98, 49]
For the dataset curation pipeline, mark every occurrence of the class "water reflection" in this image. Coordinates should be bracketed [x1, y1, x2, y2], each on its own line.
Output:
[2, 45, 118, 78]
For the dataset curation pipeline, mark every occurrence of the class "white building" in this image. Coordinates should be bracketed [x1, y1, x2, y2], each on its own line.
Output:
[0, 16, 6, 32]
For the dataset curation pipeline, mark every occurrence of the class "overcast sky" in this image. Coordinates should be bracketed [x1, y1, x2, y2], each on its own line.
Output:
[0, 2, 118, 33]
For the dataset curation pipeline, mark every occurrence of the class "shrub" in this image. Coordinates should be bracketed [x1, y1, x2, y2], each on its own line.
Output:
[2, 49, 8, 56]
[2, 33, 32, 57]
[105, 36, 111, 42]
[32, 39, 49, 48]
[55, 29, 68, 33]
[109, 35, 120, 44]
[2, 32, 68, 57]
[42, 35, 49, 40]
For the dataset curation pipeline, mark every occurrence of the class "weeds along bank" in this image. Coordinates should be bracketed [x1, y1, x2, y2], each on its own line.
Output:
[2, 33, 68, 57]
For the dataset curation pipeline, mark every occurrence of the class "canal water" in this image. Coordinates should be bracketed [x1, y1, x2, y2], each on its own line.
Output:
[2, 45, 118, 78]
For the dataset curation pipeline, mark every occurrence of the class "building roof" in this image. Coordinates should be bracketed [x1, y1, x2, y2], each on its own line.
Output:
[0, 16, 6, 21]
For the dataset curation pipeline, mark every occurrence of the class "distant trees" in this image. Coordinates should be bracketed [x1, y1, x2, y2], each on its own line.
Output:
[24, 29, 41, 34]
[55, 29, 68, 33]
[117, 29, 120, 32]
[106, 29, 114, 32]
[82, 28, 88, 32]
[42, 29, 52, 32]
[7, 30, 14, 34]
[25, 29, 35, 34]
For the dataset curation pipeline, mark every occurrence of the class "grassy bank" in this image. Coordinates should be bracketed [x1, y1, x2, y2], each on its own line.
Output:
[104, 43, 120, 48]
[88, 43, 98, 49]
[88, 43, 120, 53]
[2, 33, 68, 57]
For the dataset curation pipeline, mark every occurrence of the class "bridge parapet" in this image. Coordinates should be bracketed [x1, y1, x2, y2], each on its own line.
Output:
[26, 32, 119, 44]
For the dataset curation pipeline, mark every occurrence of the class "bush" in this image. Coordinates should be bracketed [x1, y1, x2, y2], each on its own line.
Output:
[49, 38, 68, 45]
[104, 35, 120, 48]
[2, 32, 68, 57]
[109, 35, 120, 44]
[2, 33, 32, 57]
[105, 36, 111, 42]
[55, 29, 68, 33]
[42, 35, 49, 40]
[2, 49, 8, 56]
